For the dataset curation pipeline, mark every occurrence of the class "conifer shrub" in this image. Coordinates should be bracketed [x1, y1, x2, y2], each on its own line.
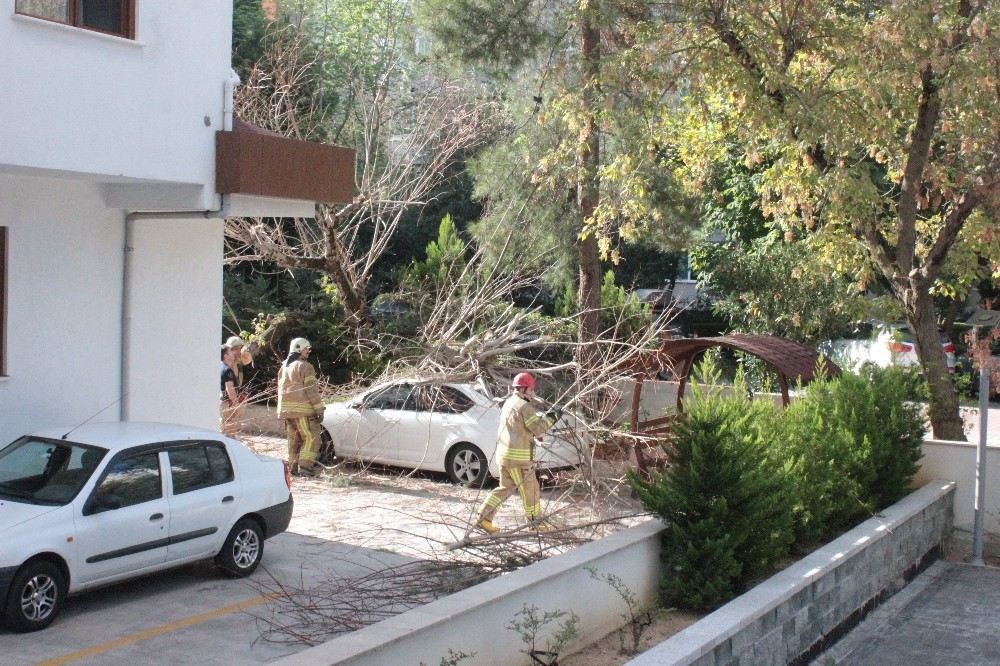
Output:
[629, 367, 794, 611]
[631, 361, 925, 610]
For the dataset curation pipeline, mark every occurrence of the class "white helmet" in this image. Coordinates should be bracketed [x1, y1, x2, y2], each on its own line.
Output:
[289, 337, 312, 353]
[225, 336, 245, 349]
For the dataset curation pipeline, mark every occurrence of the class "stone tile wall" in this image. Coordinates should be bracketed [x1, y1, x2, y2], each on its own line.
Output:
[627, 481, 955, 666]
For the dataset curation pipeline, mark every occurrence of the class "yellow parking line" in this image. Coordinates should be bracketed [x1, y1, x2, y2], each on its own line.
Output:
[38, 592, 279, 666]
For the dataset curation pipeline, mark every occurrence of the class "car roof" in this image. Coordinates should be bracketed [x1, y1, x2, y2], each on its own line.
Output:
[26, 422, 227, 452]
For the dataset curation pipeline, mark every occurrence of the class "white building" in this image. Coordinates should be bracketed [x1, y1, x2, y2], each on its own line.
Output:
[0, 1, 354, 444]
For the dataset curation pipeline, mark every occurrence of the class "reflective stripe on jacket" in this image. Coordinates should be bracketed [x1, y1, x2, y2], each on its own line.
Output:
[277, 359, 323, 418]
[496, 394, 554, 467]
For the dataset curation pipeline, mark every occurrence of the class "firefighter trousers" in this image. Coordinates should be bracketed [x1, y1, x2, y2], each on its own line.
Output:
[477, 463, 540, 522]
[285, 416, 321, 472]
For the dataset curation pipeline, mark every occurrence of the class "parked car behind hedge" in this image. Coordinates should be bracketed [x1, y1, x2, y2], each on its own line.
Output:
[819, 321, 955, 373]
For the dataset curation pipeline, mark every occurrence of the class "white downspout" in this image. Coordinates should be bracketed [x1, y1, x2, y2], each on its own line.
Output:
[119, 72, 241, 421]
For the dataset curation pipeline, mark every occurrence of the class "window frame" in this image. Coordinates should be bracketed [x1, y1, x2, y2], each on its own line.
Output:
[84, 449, 163, 515]
[167, 442, 235, 495]
[15, 0, 135, 40]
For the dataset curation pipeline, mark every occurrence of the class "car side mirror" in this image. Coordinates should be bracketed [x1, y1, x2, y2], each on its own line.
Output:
[350, 400, 366, 411]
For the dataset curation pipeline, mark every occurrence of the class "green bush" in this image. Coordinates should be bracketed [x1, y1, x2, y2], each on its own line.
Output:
[631, 362, 924, 611]
[629, 366, 794, 610]
[775, 378, 871, 543]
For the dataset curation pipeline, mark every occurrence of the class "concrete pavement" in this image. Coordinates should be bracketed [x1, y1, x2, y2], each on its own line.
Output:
[812, 561, 1000, 665]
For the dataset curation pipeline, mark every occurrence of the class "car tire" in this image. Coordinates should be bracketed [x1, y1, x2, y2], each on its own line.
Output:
[318, 428, 336, 466]
[216, 518, 264, 578]
[446, 443, 489, 487]
[4, 560, 65, 633]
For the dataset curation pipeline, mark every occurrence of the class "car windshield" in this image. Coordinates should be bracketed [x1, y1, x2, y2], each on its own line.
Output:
[0, 437, 107, 506]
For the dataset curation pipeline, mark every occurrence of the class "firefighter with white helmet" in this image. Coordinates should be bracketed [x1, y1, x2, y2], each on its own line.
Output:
[277, 337, 324, 476]
[475, 372, 558, 534]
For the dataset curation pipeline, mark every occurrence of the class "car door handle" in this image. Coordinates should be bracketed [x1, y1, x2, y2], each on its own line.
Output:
[149, 513, 164, 521]
[385, 417, 400, 424]
[222, 496, 234, 503]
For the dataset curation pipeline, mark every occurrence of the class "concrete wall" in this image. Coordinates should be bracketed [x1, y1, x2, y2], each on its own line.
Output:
[0, 175, 123, 442]
[1, 2, 232, 207]
[0, 174, 223, 443]
[917, 439, 1000, 534]
[125, 216, 224, 428]
[273, 521, 665, 666]
[608, 379, 785, 424]
[626, 481, 955, 666]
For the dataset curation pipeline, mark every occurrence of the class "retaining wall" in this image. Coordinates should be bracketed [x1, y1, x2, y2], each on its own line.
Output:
[916, 439, 999, 535]
[273, 520, 665, 666]
[626, 480, 955, 666]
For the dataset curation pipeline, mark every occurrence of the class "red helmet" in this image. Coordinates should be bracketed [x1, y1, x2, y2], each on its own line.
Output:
[511, 372, 536, 390]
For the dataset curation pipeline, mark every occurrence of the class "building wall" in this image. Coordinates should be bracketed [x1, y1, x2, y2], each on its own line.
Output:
[125, 216, 223, 428]
[0, 2, 233, 207]
[0, 174, 221, 444]
[0, 175, 123, 443]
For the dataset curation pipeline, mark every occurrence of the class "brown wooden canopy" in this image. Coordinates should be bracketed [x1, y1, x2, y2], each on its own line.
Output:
[632, 333, 841, 413]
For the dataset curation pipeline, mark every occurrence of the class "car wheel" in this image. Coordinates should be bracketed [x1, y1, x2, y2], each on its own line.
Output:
[318, 428, 336, 466]
[216, 518, 264, 577]
[446, 443, 488, 487]
[4, 560, 64, 632]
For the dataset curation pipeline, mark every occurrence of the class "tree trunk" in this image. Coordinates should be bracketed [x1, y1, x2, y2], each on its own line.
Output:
[576, 12, 601, 366]
[909, 288, 965, 441]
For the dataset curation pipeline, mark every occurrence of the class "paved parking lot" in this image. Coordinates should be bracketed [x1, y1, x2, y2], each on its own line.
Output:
[0, 439, 485, 666]
[0, 532, 413, 665]
[0, 431, 632, 665]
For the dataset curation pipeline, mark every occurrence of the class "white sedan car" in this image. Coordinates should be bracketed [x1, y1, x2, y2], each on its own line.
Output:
[0, 422, 292, 632]
[321, 381, 588, 486]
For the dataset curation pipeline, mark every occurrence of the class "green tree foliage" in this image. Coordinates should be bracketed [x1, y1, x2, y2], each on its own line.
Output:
[419, 0, 699, 353]
[630, 365, 794, 610]
[403, 214, 468, 291]
[232, 0, 270, 79]
[555, 270, 651, 341]
[697, 236, 871, 346]
[654, 0, 1000, 439]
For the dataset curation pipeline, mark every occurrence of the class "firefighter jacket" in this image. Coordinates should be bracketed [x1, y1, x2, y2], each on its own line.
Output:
[496, 393, 555, 467]
[277, 357, 324, 419]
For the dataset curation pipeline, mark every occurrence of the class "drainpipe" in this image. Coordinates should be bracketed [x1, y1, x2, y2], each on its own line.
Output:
[119, 71, 241, 421]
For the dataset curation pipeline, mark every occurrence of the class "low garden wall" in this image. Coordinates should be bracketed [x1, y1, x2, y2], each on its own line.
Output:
[273, 520, 665, 666]
[626, 480, 955, 666]
[916, 438, 1000, 535]
[275, 481, 952, 666]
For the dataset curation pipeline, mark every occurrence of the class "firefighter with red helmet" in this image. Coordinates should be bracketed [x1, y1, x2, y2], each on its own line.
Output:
[476, 372, 558, 534]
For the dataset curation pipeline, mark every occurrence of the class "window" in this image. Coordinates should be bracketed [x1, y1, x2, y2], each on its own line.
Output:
[675, 253, 698, 283]
[89, 451, 161, 512]
[15, 0, 135, 39]
[0, 438, 105, 506]
[169, 443, 234, 494]
[366, 383, 417, 411]
[0, 227, 5, 375]
[421, 386, 474, 414]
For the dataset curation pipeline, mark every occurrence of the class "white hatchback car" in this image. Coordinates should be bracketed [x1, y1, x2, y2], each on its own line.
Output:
[0, 422, 292, 632]
[321, 381, 588, 486]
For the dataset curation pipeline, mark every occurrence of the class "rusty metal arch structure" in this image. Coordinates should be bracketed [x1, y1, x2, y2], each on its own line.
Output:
[623, 334, 840, 477]
[630, 333, 841, 421]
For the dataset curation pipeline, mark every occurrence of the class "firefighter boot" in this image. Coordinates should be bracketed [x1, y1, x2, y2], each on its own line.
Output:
[477, 518, 500, 535]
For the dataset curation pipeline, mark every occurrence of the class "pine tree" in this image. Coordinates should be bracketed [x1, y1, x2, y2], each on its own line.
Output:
[630, 368, 793, 610]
